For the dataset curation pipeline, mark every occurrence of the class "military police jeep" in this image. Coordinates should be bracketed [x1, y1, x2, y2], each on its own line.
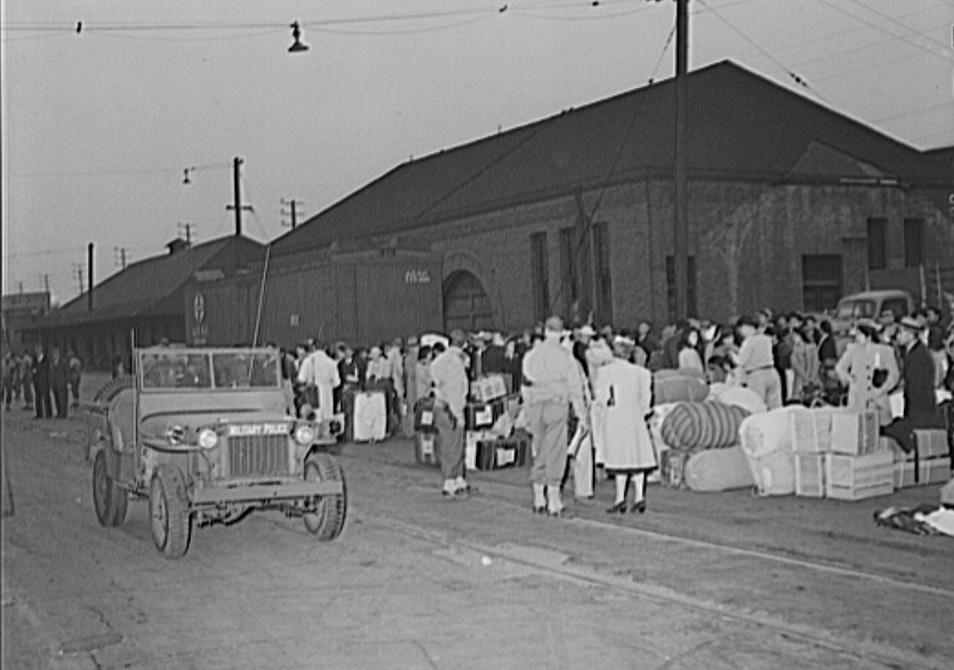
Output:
[86, 346, 346, 558]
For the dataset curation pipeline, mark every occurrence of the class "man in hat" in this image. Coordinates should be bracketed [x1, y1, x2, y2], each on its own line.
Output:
[736, 316, 782, 410]
[430, 329, 474, 498]
[297, 342, 340, 422]
[572, 324, 595, 379]
[522, 316, 587, 517]
[882, 316, 943, 453]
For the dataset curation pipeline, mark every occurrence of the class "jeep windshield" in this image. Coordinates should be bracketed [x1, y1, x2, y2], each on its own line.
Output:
[140, 350, 280, 390]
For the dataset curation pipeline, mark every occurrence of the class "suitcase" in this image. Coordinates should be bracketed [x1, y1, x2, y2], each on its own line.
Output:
[352, 391, 387, 442]
[475, 436, 529, 470]
[465, 398, 506, 430]
[415, 432, 441, 466]
[414, 397, 439, 433]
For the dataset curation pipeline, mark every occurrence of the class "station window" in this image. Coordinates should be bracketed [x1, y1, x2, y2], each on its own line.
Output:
[867, 217, 886, 270]
[802, 254, 842, 312]
[530, 232, 550, 323]
[903, 218, 923, 268]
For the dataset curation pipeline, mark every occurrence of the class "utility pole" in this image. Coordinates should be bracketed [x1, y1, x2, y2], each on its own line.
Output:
[673, 0, 690, 320]
[72, 264, 85, 295]
[39, 273, 50, 294]
[88, 242, 94, 311]
[281, 198, 303, 230]
[114, 247, 128, 270]
[17, 281, 23, 294]
[226, 156, 253, 237]
[177, 223, 194, 245]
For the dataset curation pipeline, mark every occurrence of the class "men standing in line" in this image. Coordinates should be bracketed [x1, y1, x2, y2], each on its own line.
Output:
[297, 342, 340, 422]
[32, 344, 52, 420]
[736, 316, 783, 410]
[50, 348, 70, 418]
[522, 316, 587, 518]
[19, 349, 33, 411]
[430, 329, 474, 499]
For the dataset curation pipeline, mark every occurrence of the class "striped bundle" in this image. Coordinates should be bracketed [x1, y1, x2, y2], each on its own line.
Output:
[660, 401, 750, 451]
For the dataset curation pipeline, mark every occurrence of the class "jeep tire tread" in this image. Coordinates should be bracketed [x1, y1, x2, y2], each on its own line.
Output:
[302, 452, 347, 541]
[149, 465, 192, 559]
[92, 448, 128, 527]
[92, 374, 135, 405]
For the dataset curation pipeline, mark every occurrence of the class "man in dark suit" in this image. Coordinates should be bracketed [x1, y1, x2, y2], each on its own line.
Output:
[882, 316, 942, 453]
[50, 348, 70, 418]
[32, 344, 53, 419]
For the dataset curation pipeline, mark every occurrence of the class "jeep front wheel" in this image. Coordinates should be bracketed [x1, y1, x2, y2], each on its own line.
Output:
[302, 452, 347, 541]
[149, 466, 191, 558]
[92, 449, 128, 527]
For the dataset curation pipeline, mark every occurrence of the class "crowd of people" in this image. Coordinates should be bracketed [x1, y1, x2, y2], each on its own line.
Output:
[282, 303, 954, 516]
[1, 345, 83, 419]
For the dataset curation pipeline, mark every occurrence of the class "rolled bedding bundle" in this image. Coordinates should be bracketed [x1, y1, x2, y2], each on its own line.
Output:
[660, 400, 750, 451]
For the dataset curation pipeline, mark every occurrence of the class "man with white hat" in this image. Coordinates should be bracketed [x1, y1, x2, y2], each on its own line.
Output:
[522, 316, 587, 517]
[430, 329, 475, 498]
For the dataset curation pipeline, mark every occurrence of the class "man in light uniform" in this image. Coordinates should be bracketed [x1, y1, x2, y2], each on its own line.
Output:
[296, 342, 340, 421]
[522, 316, 587, 517]
[736, 316, 782, 410]
[430, 329, 474, 498]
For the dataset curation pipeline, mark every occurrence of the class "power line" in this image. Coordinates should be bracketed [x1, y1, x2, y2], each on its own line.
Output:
[697, 0, 830, 105]
[809, 0, 951, 62]
[841, 0, 949, 50]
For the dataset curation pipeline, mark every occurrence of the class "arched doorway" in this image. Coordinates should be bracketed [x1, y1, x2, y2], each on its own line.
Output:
[443, 271, 494, 332]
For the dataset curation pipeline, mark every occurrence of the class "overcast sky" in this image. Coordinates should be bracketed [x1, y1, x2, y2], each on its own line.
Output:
[2, 0, 952, 304]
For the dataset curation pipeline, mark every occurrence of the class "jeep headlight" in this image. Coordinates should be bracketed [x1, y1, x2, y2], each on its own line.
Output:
[198, 428, 218, 449]
[294, 424, 315, 445]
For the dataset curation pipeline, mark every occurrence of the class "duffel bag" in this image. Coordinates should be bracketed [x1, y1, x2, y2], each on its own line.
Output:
[684, 445, 755, 492]
[660, 401, 750, 451]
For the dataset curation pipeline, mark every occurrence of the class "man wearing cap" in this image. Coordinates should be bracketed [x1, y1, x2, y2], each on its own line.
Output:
[736, 316, 782, 410]
[882, 316, 943, 454]
[522, 316, 587, 517]
[430, 329, 474, 498]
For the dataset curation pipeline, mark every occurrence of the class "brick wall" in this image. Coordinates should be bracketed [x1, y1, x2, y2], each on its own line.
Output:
[398, 179, 952, 333]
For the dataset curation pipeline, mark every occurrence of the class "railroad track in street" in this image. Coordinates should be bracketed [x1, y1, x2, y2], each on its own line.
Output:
[341, 452, 953, 670]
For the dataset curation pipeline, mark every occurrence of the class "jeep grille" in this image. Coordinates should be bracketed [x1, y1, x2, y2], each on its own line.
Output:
[227, 434, 289, 478]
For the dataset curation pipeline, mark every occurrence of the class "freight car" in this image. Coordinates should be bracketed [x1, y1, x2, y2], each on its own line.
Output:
[184, 245, 443, 348]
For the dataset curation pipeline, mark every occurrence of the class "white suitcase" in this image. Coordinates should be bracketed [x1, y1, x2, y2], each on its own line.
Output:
[352, 391, 387, 442]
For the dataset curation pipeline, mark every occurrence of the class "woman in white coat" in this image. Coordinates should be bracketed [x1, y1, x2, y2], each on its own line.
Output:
[835, 322, 899, 426]
[592, 337, 658, 514]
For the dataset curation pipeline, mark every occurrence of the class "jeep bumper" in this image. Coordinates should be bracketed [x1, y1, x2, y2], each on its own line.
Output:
[192, 481, 343, 505]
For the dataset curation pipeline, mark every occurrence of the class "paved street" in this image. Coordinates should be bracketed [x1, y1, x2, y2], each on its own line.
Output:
[2, 382, 953, 669]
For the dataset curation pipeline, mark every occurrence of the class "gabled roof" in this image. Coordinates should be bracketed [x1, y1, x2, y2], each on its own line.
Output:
[271, 60, 951, 258]
[45, 235, 264, 326]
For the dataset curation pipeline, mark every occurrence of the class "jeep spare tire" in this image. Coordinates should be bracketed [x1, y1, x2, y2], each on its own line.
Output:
[149, 465, 192, 559]
[302, 452, 347, 541]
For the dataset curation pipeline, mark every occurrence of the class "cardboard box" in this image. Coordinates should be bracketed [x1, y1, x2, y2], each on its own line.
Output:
[893, 456, 952, 489]
[830, 411, 880, 456]
[794, 453, 826, 498]
[790, 409, 836, 453]
[826, 451, 893, 501]
[911, 430, 950, 460]
[414, 432, 441, 466]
